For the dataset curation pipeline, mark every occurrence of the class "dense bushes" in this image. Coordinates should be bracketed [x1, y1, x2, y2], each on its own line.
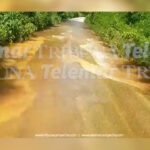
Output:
[85, 12, 150, 65]
[0, 12, 66, 45]
[0, 12, 85, 45]
[0, 13, 36, 44]
[29, 12, 62, 30]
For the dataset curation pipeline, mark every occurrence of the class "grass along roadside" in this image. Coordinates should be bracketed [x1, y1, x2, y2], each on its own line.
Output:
[85, 12, 150, 66]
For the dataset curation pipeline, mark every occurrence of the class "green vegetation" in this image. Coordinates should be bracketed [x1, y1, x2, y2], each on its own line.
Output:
[0, 12, 82, 45]
[0, 12, 61, 44]
[0, 12, 149, 65]
[58, 12, 84, 20]
[85, 12, 150, 65]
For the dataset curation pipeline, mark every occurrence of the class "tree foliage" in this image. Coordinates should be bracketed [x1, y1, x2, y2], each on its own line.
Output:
[0, 12, 79, 45]
[85, 12, 150, 65]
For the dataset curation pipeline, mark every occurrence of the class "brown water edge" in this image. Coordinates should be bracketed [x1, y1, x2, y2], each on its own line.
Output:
[0, 34, 44, 128]
[0, 18, 150, 137]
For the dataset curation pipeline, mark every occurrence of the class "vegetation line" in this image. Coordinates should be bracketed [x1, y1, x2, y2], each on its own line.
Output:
[85, 12, 150, 65]
[0, 12, 83, 45]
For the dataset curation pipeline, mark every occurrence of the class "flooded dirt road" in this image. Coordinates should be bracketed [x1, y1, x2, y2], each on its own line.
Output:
[0, 18, 150, 137]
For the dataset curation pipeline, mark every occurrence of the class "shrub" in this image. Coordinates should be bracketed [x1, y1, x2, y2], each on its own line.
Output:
[0, 12, 71, 45]
[85, 12, 150, 65]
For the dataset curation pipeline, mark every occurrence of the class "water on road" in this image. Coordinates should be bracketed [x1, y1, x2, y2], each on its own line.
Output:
[0, 18, 150, 137]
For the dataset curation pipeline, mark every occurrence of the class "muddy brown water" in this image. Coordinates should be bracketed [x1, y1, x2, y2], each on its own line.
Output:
[0, 18, 150, 137]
